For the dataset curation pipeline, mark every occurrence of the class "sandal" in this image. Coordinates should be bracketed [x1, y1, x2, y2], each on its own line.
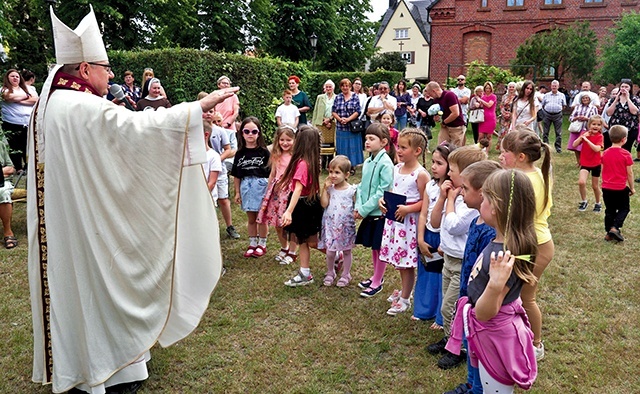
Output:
[430, 322, 444, 331]
[4, 236, 17, 249]
[336, 275, 351, 288]
[323, 273, 336, 287]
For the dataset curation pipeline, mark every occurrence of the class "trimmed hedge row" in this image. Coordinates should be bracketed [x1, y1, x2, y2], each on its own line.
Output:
[108, 48, 402, 141]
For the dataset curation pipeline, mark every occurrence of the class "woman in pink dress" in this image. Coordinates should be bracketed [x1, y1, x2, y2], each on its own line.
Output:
[477, 81, 497, 151]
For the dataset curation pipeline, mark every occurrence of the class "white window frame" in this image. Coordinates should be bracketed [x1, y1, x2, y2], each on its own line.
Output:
[395, 28, 409, 39]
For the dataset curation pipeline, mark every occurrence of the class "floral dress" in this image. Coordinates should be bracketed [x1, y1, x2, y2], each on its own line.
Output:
[380, 163, 426, 269]
[256, 153, 291, 227]
[318, 184, 357, 251]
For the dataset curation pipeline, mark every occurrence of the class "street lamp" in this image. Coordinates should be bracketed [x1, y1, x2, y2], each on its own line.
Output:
[309, 33, 318, 65]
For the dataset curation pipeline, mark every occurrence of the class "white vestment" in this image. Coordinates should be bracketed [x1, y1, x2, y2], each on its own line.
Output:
[28, 69, 222, 393]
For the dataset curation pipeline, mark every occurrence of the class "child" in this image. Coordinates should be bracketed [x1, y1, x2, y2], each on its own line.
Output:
[443, 160, 502, 393]
[275, 90, 300, 128]
[379, 129, 430, 315]
[356, 123, 396, 297]
[199, 91, 240, 239]
[257, 125, 296, 263]
[319, 155, 357, 287]
[500, 127, 553, 360]
[426, 145, 487, 368]
[416, 143, 455, 327]
[202, 121, 222, 203]
[379, 112, 399, 151]
[573, 115, 604, 212]
[445, 169, 539, 393]
[231, 117, 271, 258]
[601, 125, 635, 242]
[280, 125, 323, 286]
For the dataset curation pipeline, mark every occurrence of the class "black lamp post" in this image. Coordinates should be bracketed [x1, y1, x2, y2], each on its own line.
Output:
[309, 33, 318, 66]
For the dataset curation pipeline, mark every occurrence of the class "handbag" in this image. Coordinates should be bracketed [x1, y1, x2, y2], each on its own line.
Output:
[568, 120, 584, 133]
[349, 119, 365, 134]
[469, 108, 485, 124]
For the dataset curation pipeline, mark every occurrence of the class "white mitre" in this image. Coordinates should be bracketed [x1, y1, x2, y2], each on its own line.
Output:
[51, 4, 108, 64]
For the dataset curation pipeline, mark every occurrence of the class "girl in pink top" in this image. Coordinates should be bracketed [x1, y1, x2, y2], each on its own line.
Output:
[257, 125, 296, 264]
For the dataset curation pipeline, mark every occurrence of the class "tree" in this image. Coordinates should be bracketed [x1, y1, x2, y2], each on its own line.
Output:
[511, 22, 597, 82]
[261, 0, 375, 71]
[198, 0, 250, 52]
[598, 12, 640, 84]
[369, 52, 406, 74]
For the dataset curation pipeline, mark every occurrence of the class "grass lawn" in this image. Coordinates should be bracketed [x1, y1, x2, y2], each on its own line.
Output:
[2, 121, 640, 393]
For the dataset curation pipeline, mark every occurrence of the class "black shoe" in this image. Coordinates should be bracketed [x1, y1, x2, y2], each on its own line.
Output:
[556, 148, 562, 153]
[427, 337, 448, 355]
[438, 350, 466, 370]
[635, 178, 640, 183]
[633, 158, 640, 162]
[443, 383, 472, 394]
[608, 228, 625, 242]
[106, 380, 144, 394]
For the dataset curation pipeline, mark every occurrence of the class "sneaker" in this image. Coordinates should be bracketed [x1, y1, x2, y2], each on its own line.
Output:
[578, 201, 588, 211]
[593, 203, 602, 213]
[253, 245, 266, 257]
[427, 337, 448, 355]
[359, 284, 383, 298]
[284, 270, 314, 287]
[243, 246, 255, 258]
[443, 383, 472, 394]
[608, 228, 625, 242]
[334, 251, 344, 274]
[358, 277, 384, 289]
[386, 289, 400, 303]
[386, 300, 410, 316]
[226, 225, 241, 239]
[535, 342, 545, 361]
[437, 350, 466, 370]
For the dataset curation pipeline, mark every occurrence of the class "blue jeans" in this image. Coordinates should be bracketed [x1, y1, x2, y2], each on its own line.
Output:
[395, 113, 407, 131]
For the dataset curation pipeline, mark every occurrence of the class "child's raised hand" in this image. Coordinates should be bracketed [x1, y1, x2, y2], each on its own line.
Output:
[440, 180, 453, 194]
[378, 197, 387, 214]
[324, 177, 333, 190]
[488, 250, 515, 290]
[447, 186, 461, 200]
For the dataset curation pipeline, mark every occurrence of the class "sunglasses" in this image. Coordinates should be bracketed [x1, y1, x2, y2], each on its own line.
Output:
[243, 129, 260, 135]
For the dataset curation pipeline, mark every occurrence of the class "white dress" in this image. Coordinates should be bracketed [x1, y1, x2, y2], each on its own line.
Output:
[380, 163, 427, 269]
[318, 184, 357, 251]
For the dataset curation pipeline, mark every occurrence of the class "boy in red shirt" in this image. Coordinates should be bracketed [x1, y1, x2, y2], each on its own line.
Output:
[573, 115, 605, 212]
[601, 125, 635, 241]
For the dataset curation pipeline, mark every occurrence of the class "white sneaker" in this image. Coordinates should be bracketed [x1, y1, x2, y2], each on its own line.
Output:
[284, 270, 314, 287]
[387, 300, 410, 316]
[535, 342, 545, 361]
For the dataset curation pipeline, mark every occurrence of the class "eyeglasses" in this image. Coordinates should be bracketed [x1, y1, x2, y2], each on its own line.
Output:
[243, 129, 260, 135]
[457, 79, 465, 81]
[88, 62, 113, 73]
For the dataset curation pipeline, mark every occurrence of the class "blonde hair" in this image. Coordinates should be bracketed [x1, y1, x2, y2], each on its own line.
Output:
[270, 125, 296, 167]
[609, 125, 628, 143]
[329, 155, 352, 174]
[460, 160, 502, 190]
[587, 114, 604, 129]
[447, 145, 487, 172]
[399, 128, 428, 164]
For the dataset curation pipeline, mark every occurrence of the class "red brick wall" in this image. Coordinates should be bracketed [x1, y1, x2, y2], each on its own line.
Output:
[428, 0, 635, 85]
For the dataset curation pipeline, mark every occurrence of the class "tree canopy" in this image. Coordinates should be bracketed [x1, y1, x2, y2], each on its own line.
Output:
[510, 22, 597, 82]
[0, 0, 376, 79]
[598, 11, 640, 84]
[368, 52, 406, 74]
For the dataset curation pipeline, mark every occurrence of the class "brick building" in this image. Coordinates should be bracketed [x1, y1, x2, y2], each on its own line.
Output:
[428, 0, 637, 85]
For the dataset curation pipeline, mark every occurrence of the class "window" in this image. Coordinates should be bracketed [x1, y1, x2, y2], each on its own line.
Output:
[584, 0, 603, 2]
[544, 0, 562, 4]
[507, 0, 524, 5]
[395, 29, 409, 39]
[481, 0, 488, 6]
[400, 51, 415, 64]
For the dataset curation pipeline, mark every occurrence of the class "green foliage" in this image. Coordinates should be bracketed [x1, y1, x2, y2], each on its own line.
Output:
[456, 61, 523, 90]
[598, 11, 640, 84]
[368, 52, 407, 74]
[262, 0, 376, 71]
[511, 22, 597, 82]
[108, 49, 396, 142]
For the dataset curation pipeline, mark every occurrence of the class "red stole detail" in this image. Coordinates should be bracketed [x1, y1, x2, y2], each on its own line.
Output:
[51, 70, 101, 97]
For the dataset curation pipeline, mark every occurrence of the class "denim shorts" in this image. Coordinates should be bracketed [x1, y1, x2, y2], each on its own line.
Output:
[240, 176, 268, 212]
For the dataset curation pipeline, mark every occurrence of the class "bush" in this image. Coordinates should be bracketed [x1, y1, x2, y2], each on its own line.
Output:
[108, 49, 403, 142]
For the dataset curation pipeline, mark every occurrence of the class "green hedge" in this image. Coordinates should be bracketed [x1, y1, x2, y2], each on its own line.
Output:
[108, 48, 402, 142]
